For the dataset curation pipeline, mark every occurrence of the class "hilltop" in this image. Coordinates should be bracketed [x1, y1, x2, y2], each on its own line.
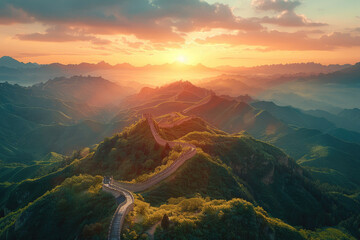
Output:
[0, 79, 130, 164]
[124, 80, 212, 108]
[0, 56, 39, 69]
[1, 113, 359, 239]
[1, 78, 360, 239]
[32, 76, 129, 107]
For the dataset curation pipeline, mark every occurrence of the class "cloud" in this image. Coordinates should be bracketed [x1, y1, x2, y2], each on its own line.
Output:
[252, 0, 327, 27]
[262, 10, 327, 27]
[217, 56, 255, 60]
[0, 3, 34, 24]
[1, 0, 262, 43]
[252, 0, 301, 12]
[320, 32, 360, 47]
[198, 30, 360, 51]
[16, 25, 111, 45]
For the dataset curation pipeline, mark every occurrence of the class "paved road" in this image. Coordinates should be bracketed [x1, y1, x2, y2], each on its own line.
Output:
[103, 184, 134, 240]
[104, 114, 197, 240]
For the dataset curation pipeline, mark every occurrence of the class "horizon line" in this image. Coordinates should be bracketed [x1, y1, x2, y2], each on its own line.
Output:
[1, 56, 358, 69]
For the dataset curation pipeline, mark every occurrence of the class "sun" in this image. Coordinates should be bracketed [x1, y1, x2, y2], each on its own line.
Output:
[176, 55, 186, 63]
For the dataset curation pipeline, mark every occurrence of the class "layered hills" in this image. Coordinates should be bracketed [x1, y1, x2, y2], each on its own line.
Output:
[1, 78, 360, 239]
[110, 81, 360, 195]
[0, 76, 132, 163]
[1, 113, 359, 239]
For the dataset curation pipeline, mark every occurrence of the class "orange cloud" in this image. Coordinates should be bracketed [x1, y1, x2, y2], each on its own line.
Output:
[16, 25, 111, 45]
[198, 30, 360, 51]
[1, 0, 262, 44]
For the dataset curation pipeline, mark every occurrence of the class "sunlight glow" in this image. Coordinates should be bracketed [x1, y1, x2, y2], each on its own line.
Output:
[176, 55, 187, 63]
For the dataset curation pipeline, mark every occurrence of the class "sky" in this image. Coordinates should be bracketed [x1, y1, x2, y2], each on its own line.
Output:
[0, 0, 359, 67]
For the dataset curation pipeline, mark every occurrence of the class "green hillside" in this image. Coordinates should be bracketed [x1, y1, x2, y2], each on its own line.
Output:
[17, 120, 125, 158]
[0, 152, 65, 183]
[0, 175, 116, 240]
[1, 115, 359, 239]
[124, 197, 355, 240]
[184, 95, 360, 191]
[1, 79, 360, 240]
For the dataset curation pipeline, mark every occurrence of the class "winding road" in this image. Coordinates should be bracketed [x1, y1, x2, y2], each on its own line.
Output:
[103, 114, 197, 240]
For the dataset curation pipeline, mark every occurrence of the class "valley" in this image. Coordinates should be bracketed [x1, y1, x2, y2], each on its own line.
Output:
[1, 61, 360, 240]
[2, 1, 360, 239]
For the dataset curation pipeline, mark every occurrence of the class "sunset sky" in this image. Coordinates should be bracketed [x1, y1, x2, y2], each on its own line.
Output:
[0, 0, 359, 67]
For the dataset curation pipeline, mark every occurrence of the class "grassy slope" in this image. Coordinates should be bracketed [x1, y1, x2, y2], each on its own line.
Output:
[141, 152, 252, 205]
[0, 152, 65, 183]
[142, 117, 359, 229]
[186, 95, 360, 191]
[158, 116, 226, 140]
[76, 119, 166, 181]
[0, 119, 162, 214]
[0, 175, 116, 240]
[271, 128, 360, 187]
[1, 115, 359, 239]
[123, 196, 355, 240]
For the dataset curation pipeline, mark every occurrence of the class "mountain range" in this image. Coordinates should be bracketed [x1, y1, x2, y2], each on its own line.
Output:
[1, 56, 357, 87]
[1, 73, 360, 239]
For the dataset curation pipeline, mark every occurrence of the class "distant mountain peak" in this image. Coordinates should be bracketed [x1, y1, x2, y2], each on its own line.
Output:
[0, 56, 17, 61]
[0, 56, 39, 69]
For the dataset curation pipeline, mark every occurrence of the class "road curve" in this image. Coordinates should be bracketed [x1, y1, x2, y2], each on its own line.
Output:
[103, 184, 134, 240]
[104, 114, 197, 240]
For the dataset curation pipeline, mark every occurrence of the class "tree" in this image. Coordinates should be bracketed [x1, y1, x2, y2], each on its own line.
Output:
[161, 143, 171, 158]
[173, 144, 182, 153]
[161, 213, 170, 230]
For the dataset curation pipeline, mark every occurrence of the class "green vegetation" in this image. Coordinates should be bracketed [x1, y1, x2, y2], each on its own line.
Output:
[141, 152, 251, 205]
[0, 119, 162, 215]
[158, 115, 226, 140]
[122, 196, 354, 240]
[0, 152, 65, 183]
[297, 145, 360, 188]
[300, 228, 356, 240]
[0, 174, 116, 240]
[133, 144, 189, 183]
[175, 130, 360, 229]
[0, 81, 128, 164]
[0, 152, 79, 213]
[156, 112, 188, 124]
[1, 80, 360, 240]
[183, 94, 360, 195]
[75, 119, 167, 181]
